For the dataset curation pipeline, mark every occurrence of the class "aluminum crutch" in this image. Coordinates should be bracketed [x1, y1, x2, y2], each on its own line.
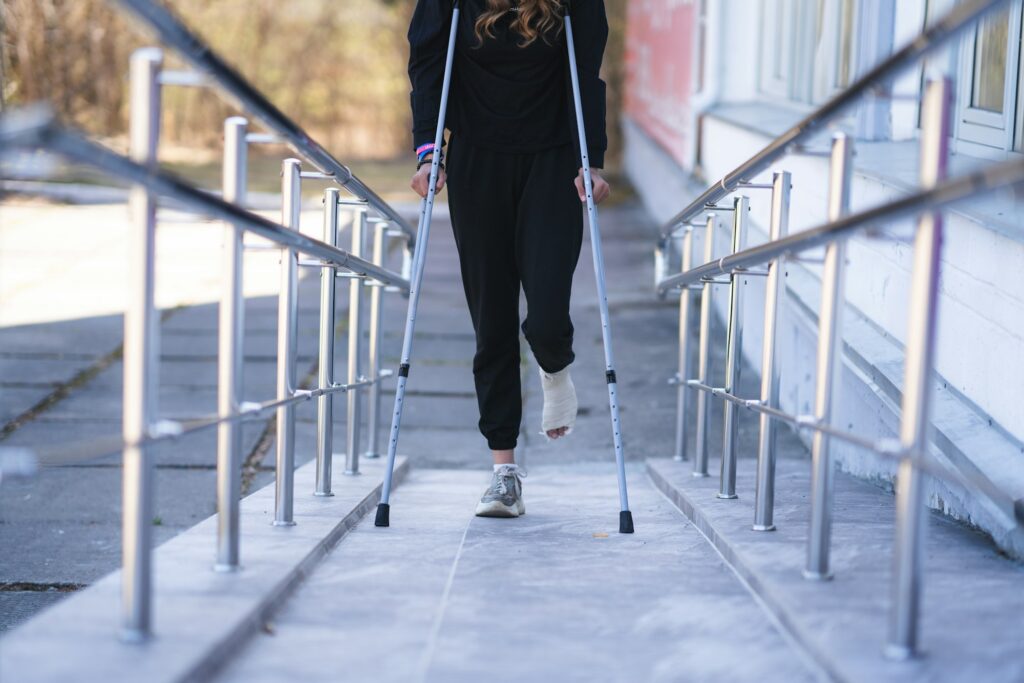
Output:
[376, 0, 460, 527]
[564, 10, 634, 534]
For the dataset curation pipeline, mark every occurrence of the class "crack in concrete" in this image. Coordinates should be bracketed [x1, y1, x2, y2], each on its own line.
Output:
[240, 315, 346, 495]
[0, 582, 85, 593]
[0, 346, 123, 442]
[239, 363, 323, 496]
[0, 308, 185, 443]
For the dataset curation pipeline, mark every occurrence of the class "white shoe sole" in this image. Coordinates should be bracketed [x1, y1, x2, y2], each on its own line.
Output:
[475, 498, 526, 518]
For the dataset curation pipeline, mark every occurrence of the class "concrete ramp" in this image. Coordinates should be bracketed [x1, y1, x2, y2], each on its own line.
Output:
[213, 466, 818, 683]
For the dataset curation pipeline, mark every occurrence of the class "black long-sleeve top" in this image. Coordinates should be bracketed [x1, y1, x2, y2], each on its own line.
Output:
[408, 0, 608, 168]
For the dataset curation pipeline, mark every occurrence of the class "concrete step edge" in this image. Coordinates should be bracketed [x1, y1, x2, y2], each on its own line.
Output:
[0, 455, 410, 683]
[646, 457, 1024, 683]
[646, 459, 846, 683]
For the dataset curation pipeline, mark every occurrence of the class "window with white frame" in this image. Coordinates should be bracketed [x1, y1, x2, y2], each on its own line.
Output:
[759, 0, 798, 100]
[834, 0, 860, 89]
[920, 0, 1024, 155]
[759, 0, 863, 105]
[954, 4, 1024, 153]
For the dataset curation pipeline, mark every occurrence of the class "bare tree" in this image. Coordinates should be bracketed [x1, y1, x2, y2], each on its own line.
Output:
[0, 0, 624, 165]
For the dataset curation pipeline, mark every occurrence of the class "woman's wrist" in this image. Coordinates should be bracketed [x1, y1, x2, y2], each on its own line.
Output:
[416, 153, 444, 172]
[416, 142, 436, 161]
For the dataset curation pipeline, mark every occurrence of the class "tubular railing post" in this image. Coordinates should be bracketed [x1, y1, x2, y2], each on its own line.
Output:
[215, 115, 247, 571]
[315, 188, 340, 496]
[718, 196, 748, 499]
[805, 133, 854, 580]
[345, 205, 368, 475]
[886, 77, 951, 660]
[693, 214, 716, 477]
[753, 171, 791, 531]
[121, 47, 162, 642]
[673, 227, 695, 461]
[364, 220, 388, 460]
[274, 158, 301, 526]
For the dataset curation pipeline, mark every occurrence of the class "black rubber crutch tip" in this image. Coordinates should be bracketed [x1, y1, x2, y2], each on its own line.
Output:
[375, 503, 390, 527]
[619, 510, 635, 534]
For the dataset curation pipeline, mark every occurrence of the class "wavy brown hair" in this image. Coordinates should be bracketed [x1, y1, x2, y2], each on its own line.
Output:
[473, 0, 564, 47]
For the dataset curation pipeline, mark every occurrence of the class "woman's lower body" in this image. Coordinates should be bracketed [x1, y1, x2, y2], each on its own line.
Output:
[446, 134, 583, 516]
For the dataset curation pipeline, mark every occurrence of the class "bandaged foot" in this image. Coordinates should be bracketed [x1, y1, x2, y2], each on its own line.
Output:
[540, 365, 577, 440]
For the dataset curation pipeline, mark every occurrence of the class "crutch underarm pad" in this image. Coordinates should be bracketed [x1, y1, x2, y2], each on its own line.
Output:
[619, 510, 634, 534]
[375, 503, 390, 527]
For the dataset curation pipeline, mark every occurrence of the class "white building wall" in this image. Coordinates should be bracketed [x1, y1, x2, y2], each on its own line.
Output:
[694, 114, 1024, 444]
[624, 0, 1024, 556]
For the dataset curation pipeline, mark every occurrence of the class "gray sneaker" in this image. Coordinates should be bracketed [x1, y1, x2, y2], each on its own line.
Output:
[475, 465, 525, 518]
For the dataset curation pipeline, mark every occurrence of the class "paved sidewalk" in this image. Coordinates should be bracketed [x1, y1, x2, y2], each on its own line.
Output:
[0, 200, 353, 629]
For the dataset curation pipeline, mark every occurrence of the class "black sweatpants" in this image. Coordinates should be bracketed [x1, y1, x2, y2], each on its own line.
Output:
[446, 135, 584, 451]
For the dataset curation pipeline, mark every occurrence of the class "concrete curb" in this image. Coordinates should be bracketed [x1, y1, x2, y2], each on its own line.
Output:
[0, 455, 409, 682]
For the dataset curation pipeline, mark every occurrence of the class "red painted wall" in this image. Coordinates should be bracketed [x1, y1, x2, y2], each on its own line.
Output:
[624, 0, 698, 168]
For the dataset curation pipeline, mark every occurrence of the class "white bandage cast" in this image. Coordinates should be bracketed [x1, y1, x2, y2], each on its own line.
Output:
[540, 365, 577, 437]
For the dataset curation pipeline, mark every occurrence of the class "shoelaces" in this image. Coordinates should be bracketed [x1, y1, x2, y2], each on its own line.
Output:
[493, 465, 524, 495]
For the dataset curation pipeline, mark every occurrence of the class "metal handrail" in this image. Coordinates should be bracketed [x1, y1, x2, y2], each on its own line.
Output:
[659, 0, 1012, 241]
[109, 0, 417, 245]
[656, 154, 1024, 295]
[18, 373, 392, 470]
[0, 107, 410, 293]
[683, 381, 1022, 522]
[1, 25, 413, 639]
[655, 0, 1024, 662]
